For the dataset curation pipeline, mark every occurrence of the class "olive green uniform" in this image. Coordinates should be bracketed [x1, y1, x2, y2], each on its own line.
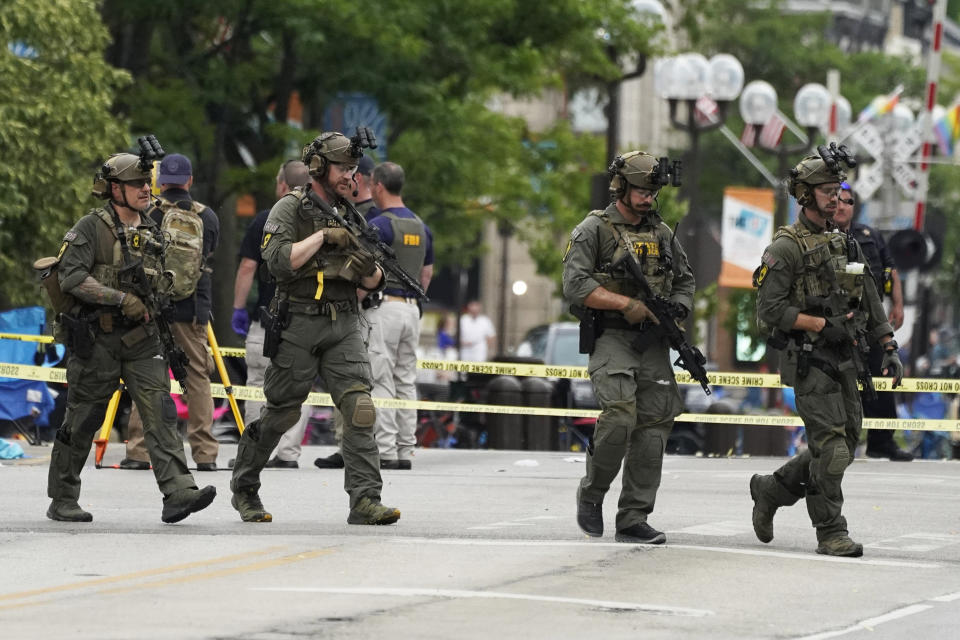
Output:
[562, 203, 695, 531]
[49, 205, 199, 507]
[754, 212, 893, 542]
[230, 187, 384, 510]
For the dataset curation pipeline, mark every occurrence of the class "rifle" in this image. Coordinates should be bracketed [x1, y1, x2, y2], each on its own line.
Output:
[305, 189, 428, 301]
[805, 261, 876, 402]
[611, 230, 710, 395]
[114, 228, 190, 396]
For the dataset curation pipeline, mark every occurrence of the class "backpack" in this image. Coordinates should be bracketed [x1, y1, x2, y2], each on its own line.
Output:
[157, 199, 206, 300]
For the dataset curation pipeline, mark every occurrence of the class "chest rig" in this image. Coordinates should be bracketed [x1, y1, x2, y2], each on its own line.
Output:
[281, 189, 357, 302]
[88, 208, 167, 296]
[777, 223, 865, 313]
[592, 210, 674, 300]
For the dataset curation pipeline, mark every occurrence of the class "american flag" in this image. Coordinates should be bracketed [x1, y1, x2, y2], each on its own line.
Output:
[694, 96, 719, 127]
[758, 113, 786, 149]
[740, 124, 757, 148]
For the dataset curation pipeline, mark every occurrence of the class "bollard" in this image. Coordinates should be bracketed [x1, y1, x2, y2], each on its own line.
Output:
[521, 377, 554, 450]
[485, 376, 524, 450]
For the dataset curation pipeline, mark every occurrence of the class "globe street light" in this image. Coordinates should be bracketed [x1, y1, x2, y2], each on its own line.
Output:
[655, 52, 745, 213]
[739, 81, 833, 227]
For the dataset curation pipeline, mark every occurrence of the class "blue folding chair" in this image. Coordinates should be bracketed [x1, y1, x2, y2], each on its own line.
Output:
[0, 306, 58, 445]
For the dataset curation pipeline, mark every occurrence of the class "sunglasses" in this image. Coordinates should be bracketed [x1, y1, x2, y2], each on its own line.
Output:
[123, 178, 151, 189]
[839, 198, 854, 205]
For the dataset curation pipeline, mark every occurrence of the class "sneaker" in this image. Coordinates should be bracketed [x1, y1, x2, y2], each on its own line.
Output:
[161, 486, 217, 524]
[577, 499, 603, 537]
[231, 489, 272, 522]
[196, 462, 218, 472]
[347, 496, 401, 525]
[46, 500, 93, 522]
[265, 457, 299, 469]
[816, 535, 864, 557]
[314, 452, 344, 469]
[119, 458, 150, 470]
[615, 522, 666, 544]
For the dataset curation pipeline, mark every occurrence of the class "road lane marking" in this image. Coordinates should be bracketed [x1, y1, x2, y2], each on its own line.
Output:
[929, 591, 960, 602]
[389, 537, 940, 568]
[252, 586, 714, 617]
[793, 604, 934, 639]
[0, 546, 289, 604]
[669, 521, 754, 537]
[865, 532, 960, 553]
[99, 549, 333, 595]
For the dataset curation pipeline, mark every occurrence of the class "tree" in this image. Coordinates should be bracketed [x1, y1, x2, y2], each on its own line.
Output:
[0, 0, 129, 309]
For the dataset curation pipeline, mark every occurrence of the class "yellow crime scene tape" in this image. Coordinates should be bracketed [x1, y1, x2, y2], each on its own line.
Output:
[4, 358, 959, 432]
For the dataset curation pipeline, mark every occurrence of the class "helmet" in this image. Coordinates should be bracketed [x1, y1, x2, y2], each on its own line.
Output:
[609, 151, 660, 196]
[788, 155, 845, 208]
[92, 153, 152, 199]
[302, 132, 361, 178]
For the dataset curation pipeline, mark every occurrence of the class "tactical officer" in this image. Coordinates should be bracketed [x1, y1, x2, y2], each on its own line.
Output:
[229, 131, 400, 525]
[750, 154, 903, 557]
[44, 151, 216, 523]
[563, 151, 694, 544]
[833, 182, 912, 462]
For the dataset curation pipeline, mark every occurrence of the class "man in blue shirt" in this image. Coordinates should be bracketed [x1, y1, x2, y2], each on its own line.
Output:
[365, 162, 433, 469]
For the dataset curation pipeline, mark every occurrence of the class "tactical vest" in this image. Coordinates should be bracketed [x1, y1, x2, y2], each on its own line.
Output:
[382, 211, 426, 293]
[757, 222, 867, 340]
[88, 208, 167, 297]
[590, 209, 673, 301]
[278, 189, 358, 302]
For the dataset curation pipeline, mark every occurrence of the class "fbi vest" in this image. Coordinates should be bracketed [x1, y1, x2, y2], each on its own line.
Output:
[381, 211, 426, 293]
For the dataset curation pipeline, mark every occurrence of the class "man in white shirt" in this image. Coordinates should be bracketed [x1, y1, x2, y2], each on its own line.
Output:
[459, 300, 496, 362]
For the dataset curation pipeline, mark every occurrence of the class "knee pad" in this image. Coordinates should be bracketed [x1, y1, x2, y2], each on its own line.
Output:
[342, 392, 376, 428]
[823, 441, 849, 478]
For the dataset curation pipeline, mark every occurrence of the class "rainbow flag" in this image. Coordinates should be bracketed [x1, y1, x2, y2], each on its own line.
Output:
[934, 104, 960, 156]
[856, 86, 903, 124]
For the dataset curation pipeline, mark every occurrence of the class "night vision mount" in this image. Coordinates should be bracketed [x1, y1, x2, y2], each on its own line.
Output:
[816, 142, 856, 176]
[349, 126, 377, 157]
[653, 156, 682, 188]
[136, 134, 165, 171]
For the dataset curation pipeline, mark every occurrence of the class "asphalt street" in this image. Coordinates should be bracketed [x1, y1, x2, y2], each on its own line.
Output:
[2, 443, 959, 639]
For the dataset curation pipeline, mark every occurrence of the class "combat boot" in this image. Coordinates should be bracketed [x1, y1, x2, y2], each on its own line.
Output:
[347, 496, 401, 525]
[816, 535, 863, 557]
[231, 489, 273, 522]
[576, 498, 603, 537]
[46, 500, 93, 522]
[161, 486, 217, 524]
[615, 522, 666, 544]
[749, 474, 801, 543]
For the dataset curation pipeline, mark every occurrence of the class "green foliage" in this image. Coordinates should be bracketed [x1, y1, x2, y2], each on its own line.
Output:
[0, 0, 129, 308]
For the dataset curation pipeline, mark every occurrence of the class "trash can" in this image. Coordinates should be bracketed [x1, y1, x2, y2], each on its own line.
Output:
[521, 377, 554, 450]
[700, 400, 739, 456]
[485, 375, 524, 450]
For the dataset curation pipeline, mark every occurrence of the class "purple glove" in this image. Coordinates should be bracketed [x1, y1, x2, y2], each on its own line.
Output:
[231, 308, 250, 337]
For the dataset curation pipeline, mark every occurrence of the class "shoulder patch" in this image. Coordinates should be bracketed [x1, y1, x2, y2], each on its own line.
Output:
[63, 230, 77, 242]
[264, 221, 280, 234]
[761, 251, 777, 267]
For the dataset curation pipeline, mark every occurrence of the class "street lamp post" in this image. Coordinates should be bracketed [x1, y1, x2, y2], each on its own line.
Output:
[655, 53, 744, 214]
[739, 80, 836, 227]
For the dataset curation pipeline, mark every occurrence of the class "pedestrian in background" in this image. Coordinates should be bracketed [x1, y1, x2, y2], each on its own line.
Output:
[121, 153, 221, 471]
[459, 300, 495, 363]
[364, 161, 434, 469]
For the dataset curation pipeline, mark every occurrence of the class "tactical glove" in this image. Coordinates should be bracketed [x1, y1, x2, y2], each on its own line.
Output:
[338, 248, 379, 283]
[323, 227, 358, 249]
[819, 317, 849, 344]
[120, 293, 147, 321]
[881, 348, 904, 389]
[231, 308, 250, 337]
[621, 299, 658, 325]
